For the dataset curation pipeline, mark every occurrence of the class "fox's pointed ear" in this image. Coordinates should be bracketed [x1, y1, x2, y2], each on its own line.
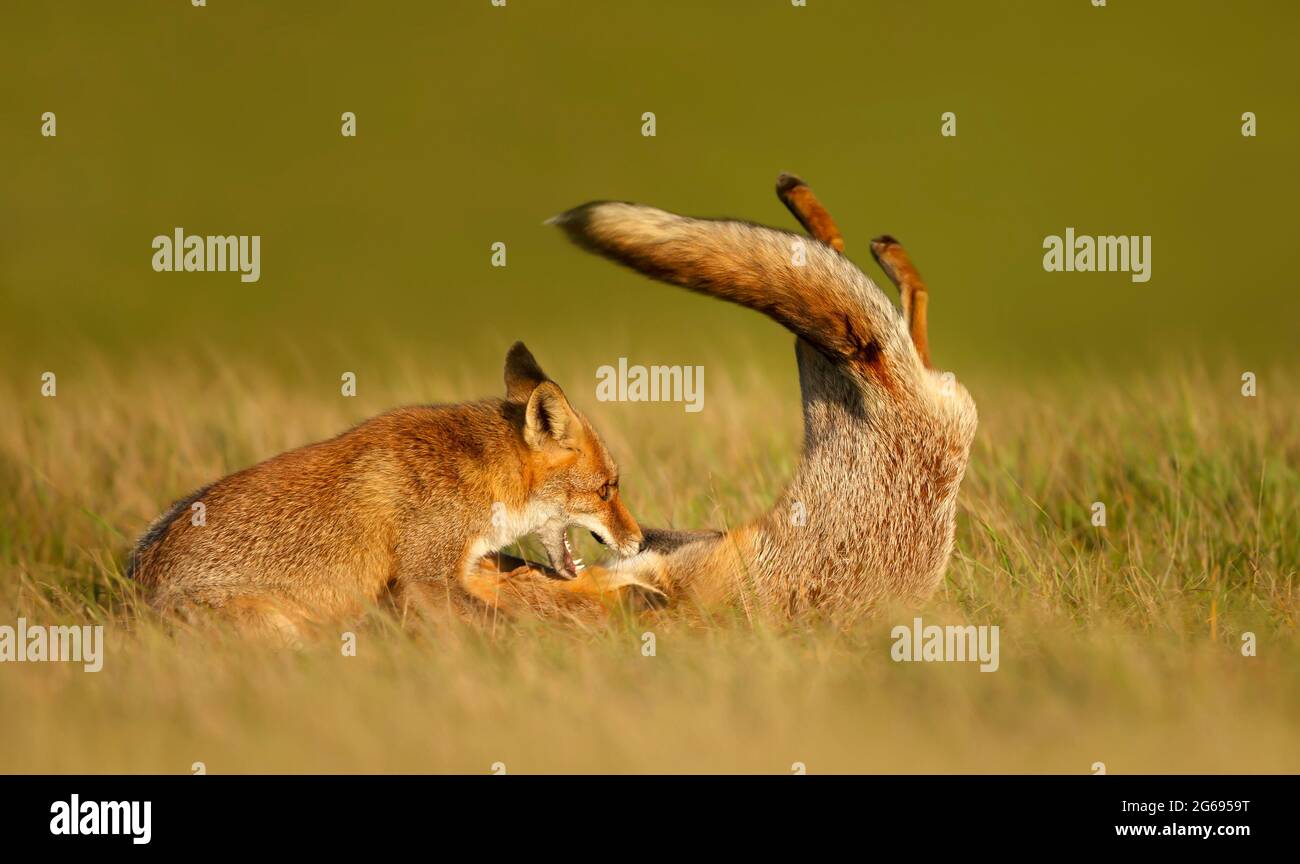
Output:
[524, 381, 581, 450]
[505, 341, 548, 403]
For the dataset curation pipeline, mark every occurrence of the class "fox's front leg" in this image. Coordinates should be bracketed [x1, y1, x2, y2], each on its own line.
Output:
[455, 555, 585, 619]
[551, 560, 669, 611]
[464, 555, 667, 616]
[391, 565, 542, 624]
[388, 577, 457, 625]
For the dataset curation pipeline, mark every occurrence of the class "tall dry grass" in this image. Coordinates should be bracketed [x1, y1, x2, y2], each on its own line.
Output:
[0, 350, 1296, 773]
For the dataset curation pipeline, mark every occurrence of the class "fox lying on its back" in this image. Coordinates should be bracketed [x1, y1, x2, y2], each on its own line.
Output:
[128, 342, 644, 639]
[509, 173, 978, 621]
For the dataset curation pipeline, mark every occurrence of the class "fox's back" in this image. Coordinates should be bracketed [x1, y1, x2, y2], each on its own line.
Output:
[131, 401, 521, 616]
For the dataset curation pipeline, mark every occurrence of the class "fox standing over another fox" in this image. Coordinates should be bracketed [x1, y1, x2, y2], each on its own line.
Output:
[128, 343, 643, 638]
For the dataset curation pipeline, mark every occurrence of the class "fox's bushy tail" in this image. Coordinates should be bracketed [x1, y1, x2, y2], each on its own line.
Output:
[550, 202, 913, 373]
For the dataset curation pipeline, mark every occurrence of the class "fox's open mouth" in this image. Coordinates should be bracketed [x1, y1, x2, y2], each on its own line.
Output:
[559, 531, 583, 578]
[535, 523, 584, 581]
[538, 526, 628, 581]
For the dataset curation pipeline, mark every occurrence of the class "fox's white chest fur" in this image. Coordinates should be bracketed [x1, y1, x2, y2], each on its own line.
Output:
[467, 501, 558, 564]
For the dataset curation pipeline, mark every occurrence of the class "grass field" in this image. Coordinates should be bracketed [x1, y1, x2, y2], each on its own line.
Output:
[3, 0, 1298, 778]
[1, 350, 1295, 774]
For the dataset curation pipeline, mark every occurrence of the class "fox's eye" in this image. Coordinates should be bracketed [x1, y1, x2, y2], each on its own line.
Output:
[598, 482, 611, 501]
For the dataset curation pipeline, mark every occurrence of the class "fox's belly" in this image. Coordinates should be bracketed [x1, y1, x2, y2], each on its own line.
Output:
[754, 497, 959, 615]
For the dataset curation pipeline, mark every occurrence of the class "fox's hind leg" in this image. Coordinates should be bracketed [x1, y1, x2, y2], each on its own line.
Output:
[153, 592, 307, 646]
[775, 171, 934, 369]
[870, 236, 932, 369]
[776, 172, 844, 252]
[224, 595, 309, 646]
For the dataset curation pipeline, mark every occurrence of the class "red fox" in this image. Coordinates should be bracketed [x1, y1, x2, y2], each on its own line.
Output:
[128, 343, 644, 638]
[483, 174, 977, 621]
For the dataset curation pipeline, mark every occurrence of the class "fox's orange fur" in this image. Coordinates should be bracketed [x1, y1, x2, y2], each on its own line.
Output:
[129, 343, 645, 638]
[133, 174, 976, 633]
[529, 173, 978, 622]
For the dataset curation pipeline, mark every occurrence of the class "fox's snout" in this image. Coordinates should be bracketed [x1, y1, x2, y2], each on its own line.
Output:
[590, 497, 642, 558]
[591, 527, 642, 557]
[611, 499, 643, 557]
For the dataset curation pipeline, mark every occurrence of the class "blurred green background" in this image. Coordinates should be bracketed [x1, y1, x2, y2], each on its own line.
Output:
[2, 0, 1296, 382]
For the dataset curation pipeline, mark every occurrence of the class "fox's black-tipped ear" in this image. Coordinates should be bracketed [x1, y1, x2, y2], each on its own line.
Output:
[505, 341, 548, 403]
